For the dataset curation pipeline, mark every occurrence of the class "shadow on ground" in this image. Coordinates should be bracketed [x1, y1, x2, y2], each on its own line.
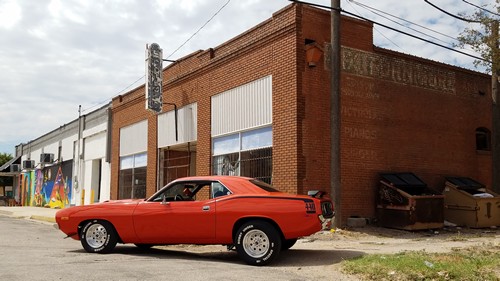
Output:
[68, 244, 365, 267]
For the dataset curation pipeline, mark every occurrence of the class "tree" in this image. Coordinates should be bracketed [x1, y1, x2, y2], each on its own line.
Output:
[456, 0, 500, 71]
[0, 153, 13, 187]
[456, 1, 500, 192]
[0, 152, 13, 167]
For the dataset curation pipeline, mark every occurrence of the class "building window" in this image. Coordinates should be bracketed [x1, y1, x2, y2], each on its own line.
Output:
[212, 126, 272, 184]
[476, 127, 491, 151]
[119, 152, 147, 199]
[161, 147, 197, 186]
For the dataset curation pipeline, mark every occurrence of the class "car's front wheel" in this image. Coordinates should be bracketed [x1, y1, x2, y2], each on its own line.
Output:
[234, 220, 281, 266]
[80, 220, 118, 254]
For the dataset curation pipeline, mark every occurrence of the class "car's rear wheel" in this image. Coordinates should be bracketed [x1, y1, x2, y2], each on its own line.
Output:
[80, 220, 117, 254]
[234, 220, 281, 266]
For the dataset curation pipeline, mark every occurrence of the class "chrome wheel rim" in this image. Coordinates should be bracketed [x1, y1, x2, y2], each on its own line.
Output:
[242, 229, 269, 258]
[85, 224, 108, 248]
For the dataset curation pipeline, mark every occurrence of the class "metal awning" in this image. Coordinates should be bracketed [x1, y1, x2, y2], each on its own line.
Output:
[0, 155, 20, 176]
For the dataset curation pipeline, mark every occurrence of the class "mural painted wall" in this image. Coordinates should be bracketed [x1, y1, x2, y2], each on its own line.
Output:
[20, 160, 73, 209]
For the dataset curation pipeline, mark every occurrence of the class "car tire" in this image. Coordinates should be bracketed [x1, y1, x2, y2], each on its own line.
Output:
[281, 238, 297, 251]
[80, 220, 118, 254]
[234, 220, 281, 266]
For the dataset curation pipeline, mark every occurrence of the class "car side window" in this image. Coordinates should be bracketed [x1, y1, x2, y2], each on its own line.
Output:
[159, 183, 186, 201]
[151, 181, 231, 202]
[150, 183, 194, 202]
[211, 182, 231, 198]
[193, 184, 211, 201]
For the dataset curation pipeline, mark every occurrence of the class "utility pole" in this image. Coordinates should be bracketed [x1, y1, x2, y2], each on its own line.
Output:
[492, 21, 500, 193]
[76, 105, 82, 205]
[331, 0, 342, 228]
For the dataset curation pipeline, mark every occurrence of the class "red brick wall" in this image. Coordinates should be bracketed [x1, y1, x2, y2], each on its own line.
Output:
[299, 5, 492, 221]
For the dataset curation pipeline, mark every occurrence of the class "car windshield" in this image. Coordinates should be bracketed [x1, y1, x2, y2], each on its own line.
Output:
[250, 179, 279, 192]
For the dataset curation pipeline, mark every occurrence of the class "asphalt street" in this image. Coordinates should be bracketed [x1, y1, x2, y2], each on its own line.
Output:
[0, 216, 353, 281]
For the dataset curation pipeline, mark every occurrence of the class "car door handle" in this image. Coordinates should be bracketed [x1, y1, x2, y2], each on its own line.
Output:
[202, 206, 210, 211]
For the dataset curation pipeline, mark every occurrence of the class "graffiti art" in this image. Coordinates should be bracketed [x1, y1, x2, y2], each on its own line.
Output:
[20, 160, 73, 209]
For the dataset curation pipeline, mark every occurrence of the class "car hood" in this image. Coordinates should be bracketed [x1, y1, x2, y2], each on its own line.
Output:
[98, 199, 145, 205]
[56, 199, 144, 216]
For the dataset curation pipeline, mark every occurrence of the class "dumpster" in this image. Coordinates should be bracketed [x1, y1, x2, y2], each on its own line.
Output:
[376, 173, 444, 230]
[443, 177, 500, 228]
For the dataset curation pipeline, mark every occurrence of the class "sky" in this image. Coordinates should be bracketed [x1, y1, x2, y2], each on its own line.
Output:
[0, 0, 494, 155]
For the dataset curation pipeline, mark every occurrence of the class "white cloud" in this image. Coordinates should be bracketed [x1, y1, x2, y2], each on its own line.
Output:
[0, 0, 22, 29]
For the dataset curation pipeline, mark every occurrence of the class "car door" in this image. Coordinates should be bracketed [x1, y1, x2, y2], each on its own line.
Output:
[132, 183, 216, 244]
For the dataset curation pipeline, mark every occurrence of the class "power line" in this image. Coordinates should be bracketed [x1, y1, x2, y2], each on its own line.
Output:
[344, 5, 489, 62]
[112, 75, 146, 98]
[424, 0, 481, 23]
[289, 0, 490, 63]
[344, 0, 403, 50]
[82, 75, 145, 113]
[350, 0, 458, 42]
[351, 0, 451, 46]
[348, 0, 481, 57]
[82, 0, 232, 114]
[166, 0, 231, 60]
[462, 0, 500, 17]
[84, 0, 492, 114]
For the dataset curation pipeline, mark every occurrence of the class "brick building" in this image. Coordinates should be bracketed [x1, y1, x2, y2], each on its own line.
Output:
[110, 3, 492, 224]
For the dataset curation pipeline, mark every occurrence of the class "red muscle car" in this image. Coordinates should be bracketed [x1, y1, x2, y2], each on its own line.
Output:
[55, 176, 334, 265]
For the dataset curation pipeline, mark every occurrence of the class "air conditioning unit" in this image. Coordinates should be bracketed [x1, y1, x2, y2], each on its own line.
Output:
[10, 164, 21, 172]
[22, 160, 35, 169]
[40, 153, 54, 164]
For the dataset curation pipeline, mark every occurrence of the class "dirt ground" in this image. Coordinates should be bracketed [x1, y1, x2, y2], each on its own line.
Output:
[306, 224, 500, 254]
[285, 225, 500, 280]
[166, 225, 500, 280]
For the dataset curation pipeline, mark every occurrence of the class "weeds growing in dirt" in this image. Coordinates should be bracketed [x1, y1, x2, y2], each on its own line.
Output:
[341, 244, 500, 280]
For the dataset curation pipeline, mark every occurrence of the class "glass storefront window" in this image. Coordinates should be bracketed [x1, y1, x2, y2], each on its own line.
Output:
[241, 126, 272, 151]
[213, 134, 239, 155]
[212, 127, 272, 184]
[119, 152, 147, 199]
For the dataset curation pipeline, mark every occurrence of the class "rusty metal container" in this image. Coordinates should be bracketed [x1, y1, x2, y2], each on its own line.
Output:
[443, 177, 500, 228]
[376, 173, 444, 230]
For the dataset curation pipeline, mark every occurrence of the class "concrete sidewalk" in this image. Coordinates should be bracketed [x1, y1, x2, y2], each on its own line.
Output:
[0, 206, 58, 223]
